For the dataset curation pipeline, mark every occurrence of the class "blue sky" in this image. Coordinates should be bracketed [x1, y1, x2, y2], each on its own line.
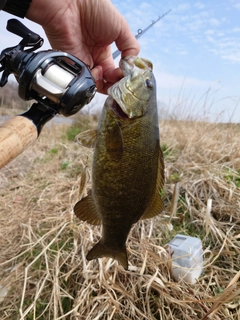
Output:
[111, 0, 240, 122]
[0, 0, 240, 122]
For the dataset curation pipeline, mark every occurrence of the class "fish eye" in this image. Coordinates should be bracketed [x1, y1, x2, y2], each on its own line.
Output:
[146, 78, 153, 88]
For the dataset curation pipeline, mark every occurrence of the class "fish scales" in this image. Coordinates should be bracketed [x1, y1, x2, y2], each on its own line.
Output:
[74, 56, 164, 269]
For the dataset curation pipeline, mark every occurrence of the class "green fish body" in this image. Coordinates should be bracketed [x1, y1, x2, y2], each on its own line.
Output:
[74, 56, 164, 269]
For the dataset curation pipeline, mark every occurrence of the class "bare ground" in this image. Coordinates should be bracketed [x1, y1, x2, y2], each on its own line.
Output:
[0, 118, 240, 319]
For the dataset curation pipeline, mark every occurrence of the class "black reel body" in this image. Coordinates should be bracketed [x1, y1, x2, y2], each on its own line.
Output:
[0, 19, 96, 117]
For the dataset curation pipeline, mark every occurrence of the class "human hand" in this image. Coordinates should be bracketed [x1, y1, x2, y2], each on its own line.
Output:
[26, 0, 140, 94]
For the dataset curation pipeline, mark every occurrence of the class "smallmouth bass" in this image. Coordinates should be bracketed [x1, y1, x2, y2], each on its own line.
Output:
[74, 56, 164, 269]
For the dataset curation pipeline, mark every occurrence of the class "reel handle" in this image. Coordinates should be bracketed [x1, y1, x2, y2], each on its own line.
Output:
[7, 19, 42, 46]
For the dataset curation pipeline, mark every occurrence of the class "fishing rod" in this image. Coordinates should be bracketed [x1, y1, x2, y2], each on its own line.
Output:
[112, 9, 172, 59]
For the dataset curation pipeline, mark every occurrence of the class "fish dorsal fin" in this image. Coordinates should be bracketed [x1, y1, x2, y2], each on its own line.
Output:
[106, 122, 124, 160]
[141, 146, 165, 220]
[74, 191, 100, 225]
[74, 129, 98, 148]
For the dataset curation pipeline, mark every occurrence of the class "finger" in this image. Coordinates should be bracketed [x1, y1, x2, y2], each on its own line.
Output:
[96, 50, 123, 83]
[115, 19, 140, 58]
[101, 66, 123, 94]
[91, 65, 112, 94]
[91, 65, 104, 92]
[91, 65, 122, 95]
[104, 66, 123, 83]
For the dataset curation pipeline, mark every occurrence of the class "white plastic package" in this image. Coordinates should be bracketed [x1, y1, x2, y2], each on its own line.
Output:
[166, 234, 203, 284]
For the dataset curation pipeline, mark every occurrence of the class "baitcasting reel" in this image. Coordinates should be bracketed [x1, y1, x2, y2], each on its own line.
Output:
[0, 19, 96, 118]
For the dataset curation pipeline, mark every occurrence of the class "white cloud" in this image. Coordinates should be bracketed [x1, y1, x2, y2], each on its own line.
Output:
[206, 35, 215, 43]
[205, 29, 215, 35]
[178, 50, 188, 55]
[139, 2, 152, 10]
[233, 3, 240, 9]
[222, 52, 240, 63]
[155, 71, 213, 89]
[194, 2, 205, 10]
[207, 35, 240, 64]
[232, 27, 240, 32]
[218, 39, 238, 49]
[177, 3, 191, 11]
[209, 18, 221, 26]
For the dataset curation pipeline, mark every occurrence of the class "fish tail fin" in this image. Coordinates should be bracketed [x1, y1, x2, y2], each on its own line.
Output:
[86, 241, 128, 270]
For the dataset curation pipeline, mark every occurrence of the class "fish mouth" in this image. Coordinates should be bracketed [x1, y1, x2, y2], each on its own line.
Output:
[107, 56, 153, 119]
[108, 82, 131, 118]
[111, 99, 129, 119]
[107, 56, 139, 119]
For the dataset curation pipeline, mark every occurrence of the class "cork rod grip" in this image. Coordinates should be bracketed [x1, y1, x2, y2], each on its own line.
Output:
[0, 116, 38, 169]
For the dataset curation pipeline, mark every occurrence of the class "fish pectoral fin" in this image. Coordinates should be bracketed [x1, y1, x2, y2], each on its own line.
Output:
[141, 146, 165, 220]
[74, 191, 100, 225]
[86, 241, 128, 270]
[78, 166, 90, 200]
[74, 129, 98, 148]
[106, 123, 124, 160]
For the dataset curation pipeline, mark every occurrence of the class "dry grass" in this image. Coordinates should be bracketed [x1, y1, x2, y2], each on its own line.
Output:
[0, 117, 240, 319]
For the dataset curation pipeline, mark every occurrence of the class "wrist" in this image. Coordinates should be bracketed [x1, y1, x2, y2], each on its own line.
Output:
[25, 0, 44, 23]
[25, 0, 65, 27]
[2, 0, 32, 18]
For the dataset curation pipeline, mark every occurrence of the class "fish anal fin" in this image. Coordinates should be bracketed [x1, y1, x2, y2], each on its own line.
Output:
[74, 192, 100, 225]
[75, 129, 97, 148]
[86, 241, 128, 270]
[141, 146, 165, 220]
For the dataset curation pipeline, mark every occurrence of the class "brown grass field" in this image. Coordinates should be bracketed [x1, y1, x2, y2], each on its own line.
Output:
[0, 115, 240, 319]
